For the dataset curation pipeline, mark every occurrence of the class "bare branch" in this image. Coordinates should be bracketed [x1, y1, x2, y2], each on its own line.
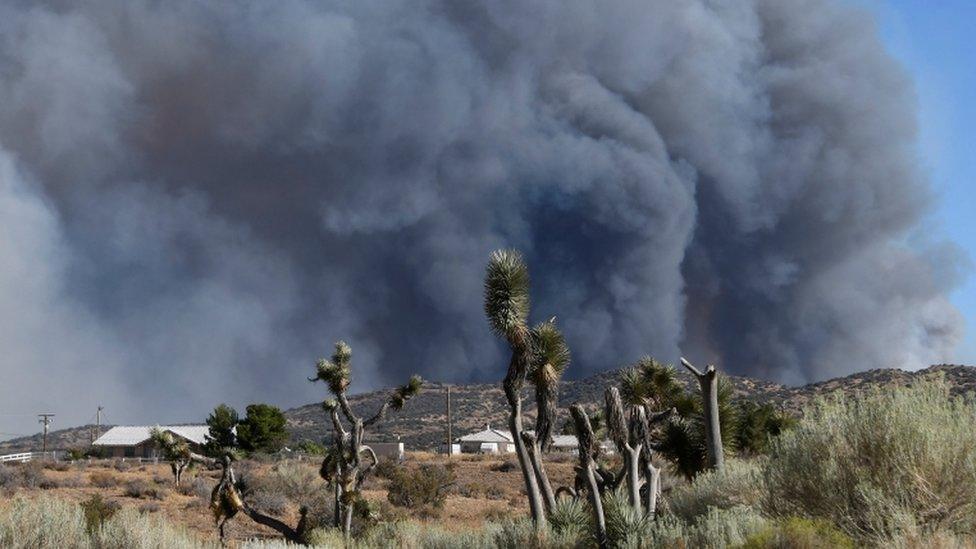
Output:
[680, 357, 703, 377]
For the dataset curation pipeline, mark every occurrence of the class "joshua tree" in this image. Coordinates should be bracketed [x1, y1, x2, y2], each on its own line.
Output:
[484, 249, 571, 528]
[680, 357, 724, 471]
[312, 341, 423, 540]
[621, 357, 735, 479]
[150, 427, 214, 487]
[207, 341, 422, 544]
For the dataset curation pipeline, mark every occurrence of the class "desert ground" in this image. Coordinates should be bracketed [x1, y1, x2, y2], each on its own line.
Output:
[0, 452, 590, 546]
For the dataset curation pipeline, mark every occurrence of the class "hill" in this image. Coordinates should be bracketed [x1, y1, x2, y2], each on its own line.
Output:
[3, 364, 973, 454]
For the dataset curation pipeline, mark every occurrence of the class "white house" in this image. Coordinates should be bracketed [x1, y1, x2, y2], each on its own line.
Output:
[93, 425, 209, 459]
[457, 424, 516, 454]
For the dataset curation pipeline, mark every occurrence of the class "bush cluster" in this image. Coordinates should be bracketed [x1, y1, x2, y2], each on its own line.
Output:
[386, 464, 456, 514]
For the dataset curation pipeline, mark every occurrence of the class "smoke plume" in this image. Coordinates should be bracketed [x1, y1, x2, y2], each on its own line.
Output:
[0, 0, 964, 435]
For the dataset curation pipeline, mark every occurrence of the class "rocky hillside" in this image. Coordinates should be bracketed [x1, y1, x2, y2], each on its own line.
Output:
[4, 364, 973, 453]
[284, 363, 974, 451]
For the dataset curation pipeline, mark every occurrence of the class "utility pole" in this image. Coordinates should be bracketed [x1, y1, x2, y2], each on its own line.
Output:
[90, 406, 103, 446]
[38, 413, 55, 454]
[446, 385, 452, 457]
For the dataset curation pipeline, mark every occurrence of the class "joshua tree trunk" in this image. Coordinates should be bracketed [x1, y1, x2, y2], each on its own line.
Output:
[605, 387, 643, 510]
[505, 351, 547, 529]
[570, 405, 606, 548]
[625, 445, 641, 510]
[681, 358, 724, 471]
[645, 461, 661, 516]
[524, 435, 557, 512]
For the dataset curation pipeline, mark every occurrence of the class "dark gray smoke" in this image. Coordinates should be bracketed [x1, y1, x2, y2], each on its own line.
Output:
[0, 0, 964, 437]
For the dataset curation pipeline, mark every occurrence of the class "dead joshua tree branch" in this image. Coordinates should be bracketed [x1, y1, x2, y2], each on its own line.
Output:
[680, 357, 724, 471]
[569, 404, 606, 548]
[210, 454, 304, 545]
[605, 387, 643, 510]
[635, 406, 674, 516]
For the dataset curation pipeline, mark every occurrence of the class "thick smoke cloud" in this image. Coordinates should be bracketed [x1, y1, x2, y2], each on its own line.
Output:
[0, 0, 964, 435]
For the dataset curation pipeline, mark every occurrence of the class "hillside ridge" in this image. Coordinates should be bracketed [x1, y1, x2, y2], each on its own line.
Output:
[3, 364, 972, 453]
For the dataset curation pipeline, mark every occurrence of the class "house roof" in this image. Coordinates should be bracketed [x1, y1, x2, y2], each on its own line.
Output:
[458, 424, 514, 443]
[93, 425, 209, 447]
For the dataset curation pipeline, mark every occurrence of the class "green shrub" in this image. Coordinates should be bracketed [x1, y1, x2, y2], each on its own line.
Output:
[668, 459, 763, 522]
[295, 439, 327, 455]
[264, 461, 323, 503]
[0, 464, 19, 492]
[740, 517, 855, 549]
[92, 506, 214, 548]
[649, 505, 768, 548]
[387, 464, 455, 512]
[0, 496, 88, 548]
[80, 493, 120, 534]
[124, 479, 168, 500]
[89, 471, 118, 488]
[761, 378, 976, 544]
[19, 461, 47, 488]
[65, 448, 88, 461]
[373, 458, 400, 480]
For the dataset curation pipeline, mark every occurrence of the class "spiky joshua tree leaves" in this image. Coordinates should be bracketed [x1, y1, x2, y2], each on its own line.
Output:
[484, 249, 571, 530]
[312, 341, 423, 540]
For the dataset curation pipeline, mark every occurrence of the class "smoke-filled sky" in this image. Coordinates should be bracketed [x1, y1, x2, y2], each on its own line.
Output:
[0, 0, 967, 438]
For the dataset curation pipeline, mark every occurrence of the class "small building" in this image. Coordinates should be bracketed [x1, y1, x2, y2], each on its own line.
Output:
[550, 434, 579, 452]
[93, 425, 209, 459]
[457, 424, 516, 454]
[367, 441, 405, 461]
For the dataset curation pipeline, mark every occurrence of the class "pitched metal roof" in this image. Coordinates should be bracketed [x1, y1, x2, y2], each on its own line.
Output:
[93, 425, 209, 447]
[458, 424, 514, 443]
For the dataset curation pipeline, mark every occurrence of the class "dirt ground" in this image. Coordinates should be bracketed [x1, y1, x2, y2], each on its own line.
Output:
[0, 452, 584, 546]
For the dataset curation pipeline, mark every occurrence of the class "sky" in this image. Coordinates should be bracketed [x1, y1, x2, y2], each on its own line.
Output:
[865, 0, 976, 362]
[0, 0, 971, 442]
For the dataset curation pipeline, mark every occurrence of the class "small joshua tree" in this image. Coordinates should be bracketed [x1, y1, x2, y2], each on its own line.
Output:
[484, 249, 571, 529]
[312, 341, 422, 540]
[150, 427, 214, 487]
[207, 341, 422, 545]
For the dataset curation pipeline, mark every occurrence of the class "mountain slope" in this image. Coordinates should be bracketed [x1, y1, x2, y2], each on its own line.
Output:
[4, 364, 973, 453]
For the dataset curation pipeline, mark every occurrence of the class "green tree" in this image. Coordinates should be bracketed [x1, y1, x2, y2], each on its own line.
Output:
[205, 404, 239, 456]
[236, 404, 288, 454]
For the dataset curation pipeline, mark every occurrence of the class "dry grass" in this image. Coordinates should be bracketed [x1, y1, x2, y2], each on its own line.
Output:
[0, 452, 569, 545]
